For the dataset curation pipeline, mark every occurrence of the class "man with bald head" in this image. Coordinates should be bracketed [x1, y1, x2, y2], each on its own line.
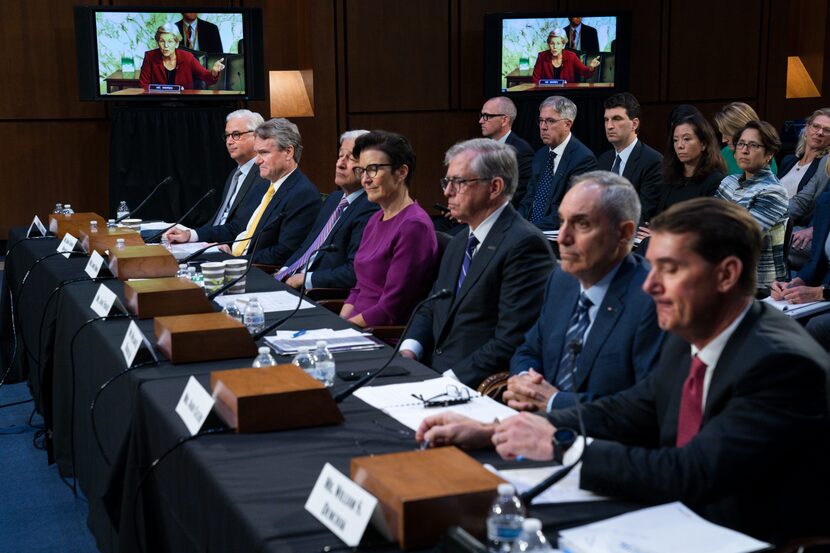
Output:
[479, 96, 534, 207]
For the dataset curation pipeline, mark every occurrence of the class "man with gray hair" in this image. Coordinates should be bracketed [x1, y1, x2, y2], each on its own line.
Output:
[479, 96, 534, 207]
[505, 170, 663, 411]
[518, 95, 597, 230]
[400, 138, 555, 387]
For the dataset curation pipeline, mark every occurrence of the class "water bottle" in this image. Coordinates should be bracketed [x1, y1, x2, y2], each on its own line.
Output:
[487, 483, 526, 552]
[252, 346, 277, 368]
[510, 519, 552, 552]
[107, 218, 116, 229]
[177, 264, 189, 279]
[291, 347, 316, 374]
[89, 220, 98, 232]
[117, 201, 130, 221]
[187, 266, 198, 283]
[311, 340, 335, 387]
[222, 299, 243, 323]
[115, 238, 126, 249]
[243, 297, 265, 334]
[62, 204, 74, 215]
[53, 203, 63, 214]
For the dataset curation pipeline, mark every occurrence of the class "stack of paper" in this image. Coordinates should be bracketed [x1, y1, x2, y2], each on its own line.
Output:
[485, 464, 609, 505]
[213, 291, 315, 313]
[264, 328, 380, 355]
[169, 242, 220, 259]
[762, 296, 830, 319]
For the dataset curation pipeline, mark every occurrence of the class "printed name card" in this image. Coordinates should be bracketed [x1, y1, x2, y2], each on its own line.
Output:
[27, 216, 47, 237]
[84, 250, 105, 278]
[90, 284, 118, 317]
[174, 376, 216, 436]
[57, 232, 79, 258]
[120, 320, 146, 367]
[305, 463, 379, 547]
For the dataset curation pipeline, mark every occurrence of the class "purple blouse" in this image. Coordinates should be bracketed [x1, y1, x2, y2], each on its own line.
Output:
[345, 202, 438, 326]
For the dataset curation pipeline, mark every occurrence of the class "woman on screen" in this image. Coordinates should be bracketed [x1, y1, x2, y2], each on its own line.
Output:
[531, 29, 599, 84]
[138, 23, 225, 89]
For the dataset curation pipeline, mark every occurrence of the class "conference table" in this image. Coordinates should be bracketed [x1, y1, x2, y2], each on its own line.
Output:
[2, 228, 641, 552]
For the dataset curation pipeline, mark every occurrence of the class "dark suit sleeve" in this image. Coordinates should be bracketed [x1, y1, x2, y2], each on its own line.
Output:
[253, 186, 320, 267]
[309, 211, 372, 289]
[509, 271, 557, 374]
[637, 149, 665, 222]
[518, 149, 545, 219]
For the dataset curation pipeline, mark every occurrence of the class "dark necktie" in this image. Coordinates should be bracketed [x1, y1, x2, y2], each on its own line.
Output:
[556, 293, 593, 391]
[186, 25, 193, 49]
[530, 150, 557, 224]
[214, 169, 243, 225]
[456, 234, 479, 291]
[276, 196, 350, 280]
[611, 154, 622, 175]
[676, 356, 708, 447]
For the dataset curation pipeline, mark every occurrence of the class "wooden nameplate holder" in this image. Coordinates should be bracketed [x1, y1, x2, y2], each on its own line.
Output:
[351, 447, 504, 550]
[80, 227, 144, 255]
[154, 312, 257, 363]
[124, 277, 213, 319]
[210, 364, 344, 432]
[48, 212, 106, 238]
[108, 245, 178, 280]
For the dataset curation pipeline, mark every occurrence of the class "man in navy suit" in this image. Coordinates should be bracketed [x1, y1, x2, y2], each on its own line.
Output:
[563, 17, 600, 54]
[597, 93, 663, 221]
[400, 139, 555, 387]
[518, 95, 597, 230]
[506, 171, 663, 411]
[479, 96, 535, 208]
[177, 13, 223, 53]
[276, 130, 379, 290]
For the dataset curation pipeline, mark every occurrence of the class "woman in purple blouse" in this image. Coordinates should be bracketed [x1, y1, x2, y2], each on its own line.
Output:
[341, 131, 439, 327]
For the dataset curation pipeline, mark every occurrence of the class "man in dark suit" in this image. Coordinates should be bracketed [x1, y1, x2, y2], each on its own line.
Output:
[212, 110, 266, 226]
[417, 198, 830, 544]
[563, 17, 600, 53]
[518, 95, 597, 231]
[479, 96, 535, 208]
[177, 13, 223, 53]
[505, 171, 663, 411]
[597, 93, 663, 221]
[275, 130, 379, 290]
[400, 139, 555, 387]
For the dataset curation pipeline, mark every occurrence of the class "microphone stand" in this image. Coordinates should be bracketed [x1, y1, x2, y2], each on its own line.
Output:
[114, 176, 173, 224]
[333, 288, 452, 404]
[145, 189, 216, 243]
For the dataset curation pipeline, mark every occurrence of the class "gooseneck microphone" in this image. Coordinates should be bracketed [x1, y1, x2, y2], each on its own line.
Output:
[115, 176, 173, 223]
[333, 288, 452, 404]
[180, 214, 282, 264]
[145, 188, 216, 243]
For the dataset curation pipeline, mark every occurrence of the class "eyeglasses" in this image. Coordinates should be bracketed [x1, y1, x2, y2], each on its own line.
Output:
[158, 39, 178, 47]
[538, 117, 566, 127]
[809, 122, 830, 135]
[353, 163, 393, 179]
[439, 176, 490, 192]
[411, 385, 473, 408]
[734, 141, 763, 151]
[223, 130, 254, 142]
[479, 112, 506, 121]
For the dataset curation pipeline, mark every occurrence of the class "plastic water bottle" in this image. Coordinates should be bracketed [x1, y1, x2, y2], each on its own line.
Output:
[222, 299, 243, 323]
[177, 264, 188, 279]
[117, 201, 130, 221]
[487, 483, 526, 552]
[107, 218, 116, 229]
[187, 266, 198, 283]
[252, 346, 277, 368]
[291, 347, 316, 374]
[243, 297, 265, 334]
[89, 220, 98, 232]
[311, 340, 335, 387]
[62, 204, 74, 215]
[115, 238, 125, 249]
[510, 519, 552, 552]
[53, 203, 63, 214]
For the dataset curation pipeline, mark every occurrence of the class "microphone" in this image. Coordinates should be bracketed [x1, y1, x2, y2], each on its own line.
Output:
[145, 189, 216, 243]
[333, 288, 452, 404]
[114, 176, 173, 223]
[247, 244, 339, 336]
[179, 214, 282, 264]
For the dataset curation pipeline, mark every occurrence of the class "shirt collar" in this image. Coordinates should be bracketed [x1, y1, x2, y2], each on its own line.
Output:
[615, 137, 638, 160]
[495, 130, 511, 144]
[691, 302, 752, 368]
[469, 201, 509, 246]
[579, 260, 623, 308]
[551, 132, 572, 157]
[270, 167, 296, 192]
[237, 157, 256, 179]
[343, 188, 365, 204]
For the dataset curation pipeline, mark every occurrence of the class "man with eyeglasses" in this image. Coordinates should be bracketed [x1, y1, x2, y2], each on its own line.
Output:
[479, 97, 535, 207]
[518, 95, 597, 230]
[399, 139, 555, 387]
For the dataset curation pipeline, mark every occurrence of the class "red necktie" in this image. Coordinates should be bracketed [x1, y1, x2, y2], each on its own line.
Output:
[676, 356, 708, 447]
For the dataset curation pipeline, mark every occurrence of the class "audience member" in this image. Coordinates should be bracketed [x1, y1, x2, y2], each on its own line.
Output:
[713, 102, 778, 175]
[176, 13, 223, 53]
[479, 96, 535, 207]
[563, 17, 600, 53]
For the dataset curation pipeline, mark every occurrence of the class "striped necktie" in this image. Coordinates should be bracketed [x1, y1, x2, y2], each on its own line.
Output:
[530, 150, 557, 224]
[276, 196, 349, 280]
[214, 168, 243, 225]
[232, 184, 275, 257]
[556, 293, 593, 391]
[456, 234, 479, 291]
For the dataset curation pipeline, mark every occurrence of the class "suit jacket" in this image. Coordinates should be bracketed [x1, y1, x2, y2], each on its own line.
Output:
[505, 132, 535, 208]
[778, 154, 821, 194]
[510, 254, 664, 408]
[518, 135, 598, 231]
[138, 49, 217, 89]
[548, 302, 830, 543]
[211, 164, 264, 225]
[281, 189, 379, 289]
[797, 189, 830, 286]
[531, 49, 595, 84]
[598, 140, 664, 221]
[196, 169, 320, 267]
[404, 204, 556, 387]
[176, 19, 223, 53]
[563, 24, 600, 53]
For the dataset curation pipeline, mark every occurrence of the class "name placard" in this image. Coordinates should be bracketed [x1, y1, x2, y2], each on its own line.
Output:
[120, 320, 150, 367]
[57, 232, 79, 258]
[27, 216, 47, 238]
[174, 376, 216, 436]
[90, 284, 117, 317]
[305, 463, 378, 547]
[84, 250, 105, 278]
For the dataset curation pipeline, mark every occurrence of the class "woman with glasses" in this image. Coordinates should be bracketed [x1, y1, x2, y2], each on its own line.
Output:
[716, 121, 789, 286]
[713, 102, 779, 176]
[531, 29, 599, 84]
[138, 23, 225, 89]
[341, 131, 438, 327]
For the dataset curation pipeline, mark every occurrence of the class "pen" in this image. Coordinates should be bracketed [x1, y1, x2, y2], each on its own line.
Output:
[292, 329, 307, 338]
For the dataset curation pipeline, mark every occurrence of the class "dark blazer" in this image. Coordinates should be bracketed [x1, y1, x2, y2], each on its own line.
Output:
[563, 24, 600, 53]
[211, 164, 265, 225]
[548, 302, 830, 543]
[138, 49, 217, 89]
[518, 135, 598, 230]
[778, 154, 821, 193]
[653, 171, 724, 218]
[176, 19, 223, 53]
[598, 140, 664, 221]
[510, 254, 664, 408]
[505, 131, 535, 208]
[404, 204, 556, 387]
[281, 189, 379, 289]
[196, 169, 320, 267]
[797, 189, 830, 285]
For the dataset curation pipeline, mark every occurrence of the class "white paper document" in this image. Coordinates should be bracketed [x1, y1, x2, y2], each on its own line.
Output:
[265, 328, 380, 355]
[353, 376, 516, 431]
[213, 291, 315, 313]
[485, 464, 610, 505]
[761, 296, 830, 319]
[558, 502, 771, 553]
[139, 221, 176, 231]
[169, 241, 221, 259]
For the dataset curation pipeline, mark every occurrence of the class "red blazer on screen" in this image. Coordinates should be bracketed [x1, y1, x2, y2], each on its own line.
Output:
[138, 48, 218, 89]
[531, 49, 595, 83]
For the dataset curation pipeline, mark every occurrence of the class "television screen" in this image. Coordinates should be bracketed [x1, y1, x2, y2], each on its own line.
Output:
[484, 12, 629, 97]
[74, 6, 264, 101]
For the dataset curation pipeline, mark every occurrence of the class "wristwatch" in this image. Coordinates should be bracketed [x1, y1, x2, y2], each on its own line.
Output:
[823, 284, 830, 301]
[552, 428, 577, 464]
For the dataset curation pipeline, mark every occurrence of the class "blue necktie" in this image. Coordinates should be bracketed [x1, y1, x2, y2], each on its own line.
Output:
[456, 234, 479, 291]
[611, 154, 622, 175]
[556, 293, 593, 391]
[530, 150, 557, 223]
